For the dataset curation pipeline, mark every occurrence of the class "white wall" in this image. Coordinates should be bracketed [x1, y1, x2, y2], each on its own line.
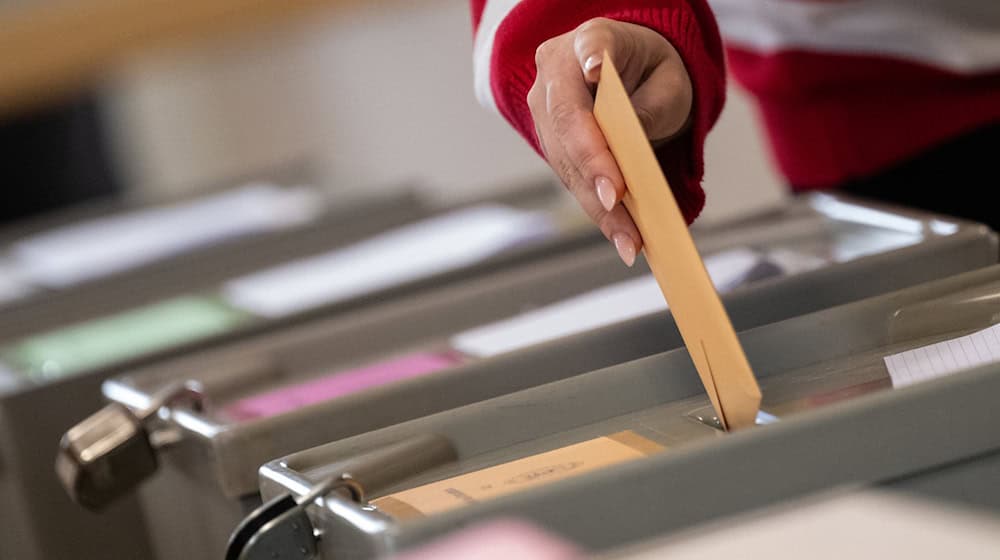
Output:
[105, 0, 786, 222]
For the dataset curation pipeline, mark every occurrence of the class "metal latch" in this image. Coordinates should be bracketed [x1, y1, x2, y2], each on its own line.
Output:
[56, 381, 203, 510]
[227, 433, 458, 560]
[227, 474, 365, 560]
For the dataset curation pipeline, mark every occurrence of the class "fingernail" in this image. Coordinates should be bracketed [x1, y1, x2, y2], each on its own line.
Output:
[612, 233, 636, 267]
[584, 55, 602, 73]
[595, 176, 617, 211]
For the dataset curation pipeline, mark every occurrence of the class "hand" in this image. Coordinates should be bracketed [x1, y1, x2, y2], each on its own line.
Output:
[529, 18, 693, 266]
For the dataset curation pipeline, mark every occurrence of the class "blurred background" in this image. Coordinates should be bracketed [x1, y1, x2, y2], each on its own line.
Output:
[0, 0, 785, 226]
[4, 4, 1000, 560]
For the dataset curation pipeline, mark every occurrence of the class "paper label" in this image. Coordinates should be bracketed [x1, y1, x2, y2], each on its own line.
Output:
[10, 183, 322, 288]
[451, 248, 784, 358]
[223, 351, 463, 421]
[222, 205, 554, 318]
[0, 296, 250, 380]
[373, 431, 663, 520]
[884, 323, 1000, 388]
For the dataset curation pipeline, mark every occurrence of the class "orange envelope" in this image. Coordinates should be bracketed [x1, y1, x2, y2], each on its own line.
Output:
[593, 53, 761, 430]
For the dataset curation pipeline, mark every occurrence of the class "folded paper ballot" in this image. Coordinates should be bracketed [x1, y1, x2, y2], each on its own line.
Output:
[222, 205, 555, 318]
[594, 54, 761, 430]
[452, 247, 786, 358]
[10, 183, 323, 288]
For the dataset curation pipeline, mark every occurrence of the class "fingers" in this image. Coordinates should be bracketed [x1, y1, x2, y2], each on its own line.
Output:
[629, 58, 693, 141]
[530, 18, 695, 266]
[531, 75, 643, 265]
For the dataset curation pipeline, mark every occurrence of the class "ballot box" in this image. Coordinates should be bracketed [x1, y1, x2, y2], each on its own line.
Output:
[0, 181, 426, 560]
[596, 490, 1000, 560]
[60, 195, 997, 560]
[0, 181, 590, 343]
[244, 265, 1000, 559]
[0, 181, 427, 332]
[0, 183, 592, 560]
[384, 490, 1000, 560]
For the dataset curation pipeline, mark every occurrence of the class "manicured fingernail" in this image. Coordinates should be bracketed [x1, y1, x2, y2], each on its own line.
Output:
[612, 233, 636, 267]
[595, 176, 617, 212]
[584, 55, 602, 73]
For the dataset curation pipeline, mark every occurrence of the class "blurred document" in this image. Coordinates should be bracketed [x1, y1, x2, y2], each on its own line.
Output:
[10, 183, 322, 288]
[452, 248, 782, 358]
[224, 352, 463, 421]
[0, 259, 33, 305]
[0, 296, 249, 381]
[884, 323, 1000, 387]
[223, 205, 554, 318]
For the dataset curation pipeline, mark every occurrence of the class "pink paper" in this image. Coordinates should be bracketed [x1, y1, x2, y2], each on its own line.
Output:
[392, 519, 581, 560]
[224, 351, 463, 421]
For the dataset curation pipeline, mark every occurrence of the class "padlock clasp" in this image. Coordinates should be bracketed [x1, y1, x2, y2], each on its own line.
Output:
[56, 381, 203, 510]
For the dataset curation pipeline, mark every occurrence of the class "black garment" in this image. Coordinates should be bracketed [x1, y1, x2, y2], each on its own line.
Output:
[0, 93, 122, 224]
[836, 122, 1000, 232]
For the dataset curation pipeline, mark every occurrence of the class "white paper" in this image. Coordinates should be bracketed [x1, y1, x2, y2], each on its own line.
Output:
[0, 259, 34, 305]
[452, 248, 783, 358]
[0, 363, 23, 395]
[611, 492, 1000, 560]
[884, 323, 1000, 388]
[222, 205, 555, 318]
[10, 183, 323, 288]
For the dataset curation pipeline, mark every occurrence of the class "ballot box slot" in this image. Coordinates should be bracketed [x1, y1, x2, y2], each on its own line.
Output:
[888, 280, 1000, 344]
[345, 318, 1000, 523]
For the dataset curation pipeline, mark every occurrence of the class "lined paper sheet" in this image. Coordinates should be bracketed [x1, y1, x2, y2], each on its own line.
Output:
[884, 323, 1000, 388]
[10, 183, 323, 288]
[451, 248, 785, 358]
[222, 205, 554, 318]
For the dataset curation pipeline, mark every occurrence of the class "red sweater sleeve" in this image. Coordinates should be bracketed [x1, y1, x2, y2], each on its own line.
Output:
[471, 1, 726, 223]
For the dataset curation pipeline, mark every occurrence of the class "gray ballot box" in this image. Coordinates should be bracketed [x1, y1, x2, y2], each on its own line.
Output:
[249, 265, 1000, 559]
[0, 182, 427, 339]
[1, 184, 591, 560]
[380, 489, 1000, 559]
[69, 196, 996, 560]
[0, 181, 585, 343]
[595, 489, 1000, 560]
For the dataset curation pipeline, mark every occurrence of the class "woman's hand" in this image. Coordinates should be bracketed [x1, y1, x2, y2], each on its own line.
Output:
[529, 17, 693, 266]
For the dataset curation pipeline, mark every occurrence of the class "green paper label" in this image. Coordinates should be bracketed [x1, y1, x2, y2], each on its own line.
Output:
[1, 295, 251, 381]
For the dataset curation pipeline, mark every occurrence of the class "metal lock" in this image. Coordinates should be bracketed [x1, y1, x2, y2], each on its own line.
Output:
[227, 474, 365, 560]
[227, 434, 459, 560]
[56, 381, 203, 510]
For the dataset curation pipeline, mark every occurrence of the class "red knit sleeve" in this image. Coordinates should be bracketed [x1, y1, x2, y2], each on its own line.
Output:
[473, 0, 726, 223]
